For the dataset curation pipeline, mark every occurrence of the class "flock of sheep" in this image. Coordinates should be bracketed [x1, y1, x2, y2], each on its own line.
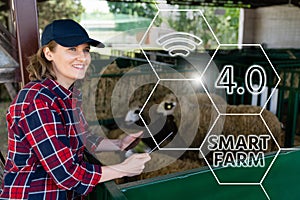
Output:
[86, 59, 285, 184]
[94, 91, 284, 184]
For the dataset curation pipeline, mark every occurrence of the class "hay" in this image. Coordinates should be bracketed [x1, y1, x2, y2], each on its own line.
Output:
[114, 152, 202, 184]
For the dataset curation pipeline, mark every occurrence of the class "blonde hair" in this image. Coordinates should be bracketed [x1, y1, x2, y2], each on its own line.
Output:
[26, 41, 57, 81]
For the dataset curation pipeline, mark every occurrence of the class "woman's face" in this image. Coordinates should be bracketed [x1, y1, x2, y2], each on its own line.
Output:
[44, 43, 91, 88]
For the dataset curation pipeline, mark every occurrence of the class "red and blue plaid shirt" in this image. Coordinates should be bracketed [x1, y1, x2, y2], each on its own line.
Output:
[0, 79, 103, 199]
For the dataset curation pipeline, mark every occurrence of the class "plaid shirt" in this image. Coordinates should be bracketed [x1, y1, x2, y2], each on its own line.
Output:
[0, 79, 103, 200]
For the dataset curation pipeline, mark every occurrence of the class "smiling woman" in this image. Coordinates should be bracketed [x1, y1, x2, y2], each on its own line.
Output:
[0, 19, 150, 200]
[43, 43, 91, 88]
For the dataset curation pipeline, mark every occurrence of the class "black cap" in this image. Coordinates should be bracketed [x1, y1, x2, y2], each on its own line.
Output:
[41, 19, 105, 48]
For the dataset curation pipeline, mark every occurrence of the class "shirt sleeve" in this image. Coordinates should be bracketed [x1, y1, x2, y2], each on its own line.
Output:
[85, 132, 104, 153]
[19, 98, 102, 195]
[78, 107, 104, 153]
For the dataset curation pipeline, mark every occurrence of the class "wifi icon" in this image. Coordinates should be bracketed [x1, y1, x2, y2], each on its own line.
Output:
[156, 32, 202, 57]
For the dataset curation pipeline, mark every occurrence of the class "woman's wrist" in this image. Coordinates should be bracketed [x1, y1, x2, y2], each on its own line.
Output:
[100, 164, 125, 183]
[99, 153, 151, 183]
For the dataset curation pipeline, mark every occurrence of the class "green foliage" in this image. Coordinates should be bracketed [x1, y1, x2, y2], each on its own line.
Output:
[0, 0, 85, 31]
[0, 1, 240, 48]
[106, 2, 239, 49]
[213, 8, 240, 44]
[0, 1, 9, 29]
[107, 1, 161, 25]
[108, 1, 157, 18]
[37, 0, 85, 30]
[167, 7, 240, 49]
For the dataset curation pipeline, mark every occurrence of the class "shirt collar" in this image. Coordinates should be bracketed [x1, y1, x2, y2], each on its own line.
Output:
[41, 78, 82, 100]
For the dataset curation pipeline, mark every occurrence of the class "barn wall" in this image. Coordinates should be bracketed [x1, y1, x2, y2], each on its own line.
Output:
[242, 5, 300, 48]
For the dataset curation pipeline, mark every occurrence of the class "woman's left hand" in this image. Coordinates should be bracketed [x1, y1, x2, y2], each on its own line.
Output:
[119, 131, 143, 151]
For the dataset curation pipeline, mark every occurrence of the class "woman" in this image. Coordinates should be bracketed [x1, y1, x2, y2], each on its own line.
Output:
[0, 19, 150, 200]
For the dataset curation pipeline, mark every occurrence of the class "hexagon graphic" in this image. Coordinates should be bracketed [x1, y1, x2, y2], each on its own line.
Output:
[199, 113, 281, 184]
[139, 79, 201, 152]
[139, 9, 220, 80]
[202, 44, 281, 114]
[137, 79, 223, 152]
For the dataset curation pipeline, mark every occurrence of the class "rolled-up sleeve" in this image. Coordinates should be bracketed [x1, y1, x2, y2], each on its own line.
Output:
[19, 98, 102, 195]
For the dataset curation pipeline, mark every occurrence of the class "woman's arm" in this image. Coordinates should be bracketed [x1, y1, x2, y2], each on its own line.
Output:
[21, 98, 150, 193]
[100, 153, 151, 183]
[20, 98, 102, 195]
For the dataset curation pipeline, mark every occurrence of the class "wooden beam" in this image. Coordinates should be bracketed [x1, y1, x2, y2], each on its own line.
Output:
[14, 0, 39, 86]
[4, 83, 17, 100]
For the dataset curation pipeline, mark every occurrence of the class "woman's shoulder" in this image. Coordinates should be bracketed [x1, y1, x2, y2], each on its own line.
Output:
[15, 80, 56, 104]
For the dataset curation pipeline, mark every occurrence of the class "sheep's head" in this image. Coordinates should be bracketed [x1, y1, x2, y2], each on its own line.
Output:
[124, 106, 141, 125]
[157, 93, 177, 116]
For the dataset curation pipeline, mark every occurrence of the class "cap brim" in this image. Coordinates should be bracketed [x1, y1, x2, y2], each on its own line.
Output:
[55, 36, 105, 48]
[87, 38, 105, 48]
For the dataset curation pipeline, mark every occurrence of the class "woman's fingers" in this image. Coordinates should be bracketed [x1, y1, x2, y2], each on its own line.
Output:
[131, 153, 151, 161]
[115, 153, 151, 176]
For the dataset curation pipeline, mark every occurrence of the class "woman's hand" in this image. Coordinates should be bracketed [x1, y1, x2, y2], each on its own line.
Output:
[119, 131, 143, 151]
[100, 153, 151, 182]
[117, 153, 151, 176]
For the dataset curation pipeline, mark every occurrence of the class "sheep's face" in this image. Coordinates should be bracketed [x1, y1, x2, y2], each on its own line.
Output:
[125, 107, 141, 125]
[157, 100, 177, 116]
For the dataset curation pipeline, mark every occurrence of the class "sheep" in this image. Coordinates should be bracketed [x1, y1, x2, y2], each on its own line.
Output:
[195, 92, 227, 105]
[123, 99, 145, 130]
[94, 91, 285, 184]
[169, 92, 284, 163]
[218, 105, 284, 151]
[123, 93, 183, 157]
[178, 103, 284, 165]
[173, 93, 224, 149]
[143, 93, 179, 149]
[173, 92, 284, 148]
[208, 106, 282, 156]
[97, 100, 145, 140]
[203, 105, 284, 166]
[114, 92, 284, 183]
[99, 60, 133, 75]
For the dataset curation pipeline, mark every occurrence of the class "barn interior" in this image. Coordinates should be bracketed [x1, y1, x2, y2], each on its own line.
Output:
[0, 0, 300, 199]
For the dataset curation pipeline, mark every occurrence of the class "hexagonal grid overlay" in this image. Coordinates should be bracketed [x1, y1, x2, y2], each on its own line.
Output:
[199, 114, 281, 182]
[136, 2, 283, 199]
[202, 44, 281, 115]
[137, 5, 224, 152]
[139, 8, 220, 80]
[199, 43, 282, 199]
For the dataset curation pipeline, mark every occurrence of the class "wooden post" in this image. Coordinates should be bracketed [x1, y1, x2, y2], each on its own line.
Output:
[14, 0, 39, 86]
